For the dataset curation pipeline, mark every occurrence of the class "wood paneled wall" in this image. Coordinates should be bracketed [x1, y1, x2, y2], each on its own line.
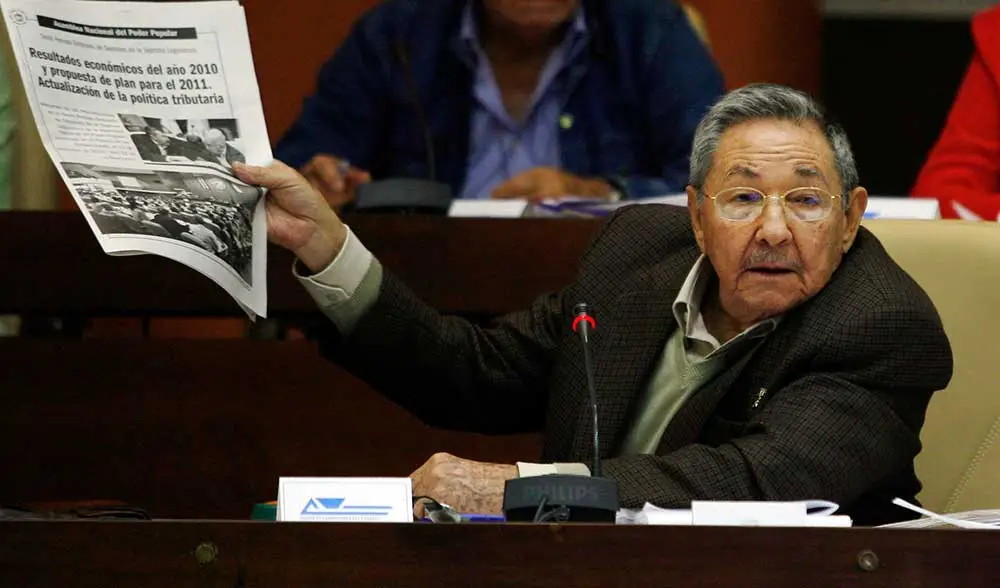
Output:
[685, 0, 822, 95]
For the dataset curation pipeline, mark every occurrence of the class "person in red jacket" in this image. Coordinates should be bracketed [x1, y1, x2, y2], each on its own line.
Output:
[912, 6, 1000, 220]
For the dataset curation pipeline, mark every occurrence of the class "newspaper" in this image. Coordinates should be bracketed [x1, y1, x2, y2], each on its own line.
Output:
[0, 0, 270, 318]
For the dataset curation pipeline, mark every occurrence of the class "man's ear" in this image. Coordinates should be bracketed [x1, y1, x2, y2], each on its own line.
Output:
[842, 186, 868, 252]
[687, 185, 706, 253]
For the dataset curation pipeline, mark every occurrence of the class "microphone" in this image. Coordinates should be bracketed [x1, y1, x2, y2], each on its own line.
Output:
[351, 40, 453, 214]
[501, 302, 620, 523]
[572, 303, 601, 478]
[394, 39, 435, 183]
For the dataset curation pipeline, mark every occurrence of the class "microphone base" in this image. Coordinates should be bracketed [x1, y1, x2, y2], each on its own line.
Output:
[352, 178, 452, 215]
[502, 474, 620, 523]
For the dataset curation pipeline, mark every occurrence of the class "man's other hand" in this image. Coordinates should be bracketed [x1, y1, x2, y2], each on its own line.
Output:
[410, 452, 517, 516]
[232, 160, 347, 273]
[301, 154, 371, 208]
[491, 167, 613, 203]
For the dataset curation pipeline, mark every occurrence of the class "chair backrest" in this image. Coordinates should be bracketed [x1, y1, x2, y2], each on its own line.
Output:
[863, 219, 1000, 513]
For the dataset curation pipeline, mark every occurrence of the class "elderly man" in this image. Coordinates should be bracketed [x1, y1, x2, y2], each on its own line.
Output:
[200, 128, 245, 167]
[236, 84, 952, 526]
[273, 0, 723, 208]
[138, 124, 195, 162]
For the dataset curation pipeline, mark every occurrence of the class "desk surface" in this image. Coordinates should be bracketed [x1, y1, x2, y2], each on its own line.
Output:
[0, 211, 599, 316]
[1, 520, 997, 587]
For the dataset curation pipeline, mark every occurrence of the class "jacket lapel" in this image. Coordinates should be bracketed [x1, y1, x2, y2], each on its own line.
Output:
[653, 290, 814, 455]
[568, 252, 696, 461]
[655, 349, 758, 454]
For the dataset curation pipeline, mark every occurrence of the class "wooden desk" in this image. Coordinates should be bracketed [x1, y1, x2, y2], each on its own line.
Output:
[0, 211, 599, 316]
[1, 521, 997, 587]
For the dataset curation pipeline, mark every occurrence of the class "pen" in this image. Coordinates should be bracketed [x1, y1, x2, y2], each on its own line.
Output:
[460, 514, 506, 522]
[420, 514, 507, 523]
[419, 514, 506, 523]
[336, 159, 351, 177]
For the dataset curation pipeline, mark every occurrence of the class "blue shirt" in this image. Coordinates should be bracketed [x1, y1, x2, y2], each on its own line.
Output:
[274, 0, 725, 201]
[458, 2, 588, 199]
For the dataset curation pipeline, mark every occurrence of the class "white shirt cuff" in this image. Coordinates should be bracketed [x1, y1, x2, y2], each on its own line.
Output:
[294, 225, 373, 307]
[516, 462, 591, 477]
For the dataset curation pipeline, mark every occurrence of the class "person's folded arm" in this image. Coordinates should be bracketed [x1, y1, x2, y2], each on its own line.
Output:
[602, 306, 952, 510]
[604, 376, 920, 508]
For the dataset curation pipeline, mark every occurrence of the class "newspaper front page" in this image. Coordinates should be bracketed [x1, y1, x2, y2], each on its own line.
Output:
[1, 0, 270, 318]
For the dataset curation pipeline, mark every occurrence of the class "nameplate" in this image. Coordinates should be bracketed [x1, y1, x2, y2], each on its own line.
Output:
[277, 477, 413, 522]
[864, 197, 940, 220]
[448, 199, 529, 218]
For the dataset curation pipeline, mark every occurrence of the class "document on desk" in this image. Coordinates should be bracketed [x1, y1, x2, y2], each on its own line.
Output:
[446, 194, 690, 219]
[0, 0, 270, 318]
[530, 194, 689, 217]
[618, 500, 852, 527]
[878, 498, 1000, 530]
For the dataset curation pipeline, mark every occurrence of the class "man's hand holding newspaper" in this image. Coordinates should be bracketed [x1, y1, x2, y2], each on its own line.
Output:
[1, 0, 271, 317]
[233, 160, 347, 274]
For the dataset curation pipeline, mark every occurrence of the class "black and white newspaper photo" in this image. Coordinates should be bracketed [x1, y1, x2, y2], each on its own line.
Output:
[0, 0, 270, 317]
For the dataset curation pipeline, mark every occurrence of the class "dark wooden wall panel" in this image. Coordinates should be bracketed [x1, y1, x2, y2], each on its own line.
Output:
[0, 339, 542, 518]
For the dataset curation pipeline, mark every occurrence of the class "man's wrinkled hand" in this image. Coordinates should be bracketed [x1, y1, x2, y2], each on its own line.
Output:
[232, 160, 346, 273]
[410, 452, 517, 516]
[491, 167, 613, 203]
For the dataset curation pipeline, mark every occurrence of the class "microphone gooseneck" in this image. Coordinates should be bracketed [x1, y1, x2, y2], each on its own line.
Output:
[572, 303, 601, 478]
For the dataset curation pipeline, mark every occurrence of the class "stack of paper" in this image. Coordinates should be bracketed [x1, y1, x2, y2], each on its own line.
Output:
[447, 195, 689, 219]
[617, 500, 852, 527]
[447, 195, 943, 221]
[878, 498, 1000, 530]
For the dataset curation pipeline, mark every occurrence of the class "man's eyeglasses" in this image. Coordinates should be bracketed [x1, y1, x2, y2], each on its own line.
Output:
[706, 187, 842, 223]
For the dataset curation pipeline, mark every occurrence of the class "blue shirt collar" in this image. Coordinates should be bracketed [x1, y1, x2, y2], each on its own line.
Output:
[459, 0, 588, 52]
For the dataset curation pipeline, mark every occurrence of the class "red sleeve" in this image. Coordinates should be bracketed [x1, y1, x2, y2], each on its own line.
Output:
[912, 8, 1000, 221]
[912, 50, 1000, 220]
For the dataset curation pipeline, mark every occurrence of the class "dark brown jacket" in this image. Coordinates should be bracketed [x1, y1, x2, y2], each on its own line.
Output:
[323, 205, 953, 525]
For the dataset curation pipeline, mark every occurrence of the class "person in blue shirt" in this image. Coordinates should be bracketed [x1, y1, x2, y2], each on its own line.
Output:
[274, 0, 725, 209]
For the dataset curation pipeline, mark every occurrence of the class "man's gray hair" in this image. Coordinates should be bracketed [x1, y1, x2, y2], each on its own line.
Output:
[689, 83, 858, 209]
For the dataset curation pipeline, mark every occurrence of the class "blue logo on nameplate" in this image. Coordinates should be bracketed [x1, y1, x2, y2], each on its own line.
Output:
[300, 497, 394, 521]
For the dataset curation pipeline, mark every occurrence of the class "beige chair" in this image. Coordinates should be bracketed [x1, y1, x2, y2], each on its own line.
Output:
[863, 219, 1000, 513]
